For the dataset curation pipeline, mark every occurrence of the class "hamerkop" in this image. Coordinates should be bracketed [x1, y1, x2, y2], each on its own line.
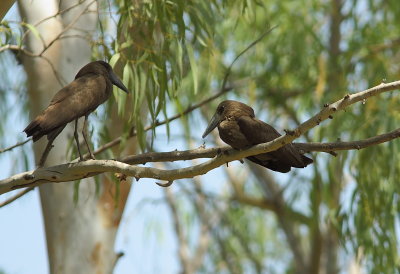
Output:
[202, 100, 313, 173]
[24, 60, 129, 164]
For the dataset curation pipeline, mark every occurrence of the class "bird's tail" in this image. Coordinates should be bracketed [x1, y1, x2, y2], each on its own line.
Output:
[23, 119, 46, 142]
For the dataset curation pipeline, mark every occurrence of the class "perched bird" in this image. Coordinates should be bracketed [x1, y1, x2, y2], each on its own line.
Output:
[202, 100, 313, 173]
[24, 60, 129, 164]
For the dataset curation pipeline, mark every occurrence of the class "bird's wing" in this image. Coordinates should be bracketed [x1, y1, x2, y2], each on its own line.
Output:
[49, 74, 101, 105]
[237, 116, 281, 144]
[25, 74, 107, 139]
[237, 116, 310, 168]
[246, 156, 292, 173]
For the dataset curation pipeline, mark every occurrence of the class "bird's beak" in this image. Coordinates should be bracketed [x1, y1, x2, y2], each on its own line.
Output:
[202, 113, 221, 138]
[110, 71, 129, 93]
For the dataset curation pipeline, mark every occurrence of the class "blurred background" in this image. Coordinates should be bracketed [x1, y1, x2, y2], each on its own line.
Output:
[1, 0, 400, 273]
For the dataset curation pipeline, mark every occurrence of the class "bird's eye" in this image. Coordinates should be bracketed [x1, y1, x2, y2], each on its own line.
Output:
[217, 105, 225, 114]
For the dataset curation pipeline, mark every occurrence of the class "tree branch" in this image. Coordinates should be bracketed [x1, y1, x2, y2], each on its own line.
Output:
[295, 127, 400, 153]
[0, 138, 31, 154]
[1, 80, 400, 195]
[0, 187, 34, 207]
[164, 187, 192, 274]
[248, 163, 307, 273]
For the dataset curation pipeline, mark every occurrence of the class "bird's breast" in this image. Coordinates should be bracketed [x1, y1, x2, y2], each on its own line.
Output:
[218, 120, 252, 149]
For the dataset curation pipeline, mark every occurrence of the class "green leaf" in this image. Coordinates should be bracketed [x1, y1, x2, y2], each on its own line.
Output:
[109, 53, 121, 68]
[186, 43, 198, 94]
[21, 22, 41, 41]
[177, 40, 183, 78]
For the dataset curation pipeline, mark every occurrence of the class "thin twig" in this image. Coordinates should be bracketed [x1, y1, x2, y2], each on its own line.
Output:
[33, 0, 88, 29]
[248, 163, 307, 272]
[164, 187, 192, 273]
[39, 0, 96, 56]
[295, 127, 400, 153]
[1, 44, 66, 85]
[0, 187, 34, 208]
[219, 25, 277, 92]
[0, 138, 31, 154]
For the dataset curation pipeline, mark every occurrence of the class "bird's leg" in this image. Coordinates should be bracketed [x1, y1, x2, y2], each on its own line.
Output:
[38, 138, 56, 168]
[82, 114, 95, 160]
[74, 119, 84, 161]
[37, 126, 65, 168]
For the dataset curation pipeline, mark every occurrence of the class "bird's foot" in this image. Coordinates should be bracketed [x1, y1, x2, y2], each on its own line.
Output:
[89, 153, 96, 160]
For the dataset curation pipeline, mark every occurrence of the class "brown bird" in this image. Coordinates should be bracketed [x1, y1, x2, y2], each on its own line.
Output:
[202, 100, 313, 173]
[24, 60, 129, 164]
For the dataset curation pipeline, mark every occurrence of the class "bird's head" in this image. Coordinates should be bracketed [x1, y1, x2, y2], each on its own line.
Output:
[202, 100, 255, 138]
[75, 60, 129, 93]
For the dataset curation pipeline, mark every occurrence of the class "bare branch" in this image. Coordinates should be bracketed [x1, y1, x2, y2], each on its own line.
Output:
[0, 44, 66, 85]
[121, 125, 400, 164]
[0, 44, 37, 57]
[0, 138, 31, 154]
[1, 80, 400, 195]
[295, 127, 400, 153]
[164, 187, 192, 274]
[248, 163, 307, 273]
[32, 0, 89, 29]
[0, 187, 34, 208]
[39, 0, 96, 56]
[1, 1, 96, 86]
[219, 25, 277, 92]
[190, 181, 211, 271]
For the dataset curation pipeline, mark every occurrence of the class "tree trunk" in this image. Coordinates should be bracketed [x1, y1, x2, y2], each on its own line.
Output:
[18, 0, 131, 273]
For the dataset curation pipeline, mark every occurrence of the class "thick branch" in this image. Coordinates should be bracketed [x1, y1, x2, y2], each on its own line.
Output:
[1, 80, 400, 194]
[121, 126, 400, 163]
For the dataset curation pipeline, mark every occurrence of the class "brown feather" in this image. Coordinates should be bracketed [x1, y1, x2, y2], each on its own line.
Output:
[23, 61, 123, 142]
[205, 100, 313, 173]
